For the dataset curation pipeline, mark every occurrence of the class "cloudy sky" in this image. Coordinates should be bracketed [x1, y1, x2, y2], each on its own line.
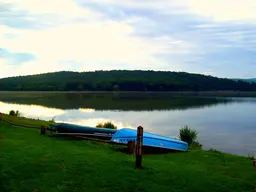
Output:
[1, 0, 256, 78]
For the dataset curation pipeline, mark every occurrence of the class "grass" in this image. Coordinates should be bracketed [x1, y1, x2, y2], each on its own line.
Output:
[0, 113, 54, 128]
[0, 117, 256, 192]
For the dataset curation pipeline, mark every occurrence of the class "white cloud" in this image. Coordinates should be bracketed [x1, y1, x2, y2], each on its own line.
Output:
[0, 58, 18, 78]
[186, 0, 256, 22]
[6, 0, 254, 24]
[1, 15, 191, 77]
[1, 0, 192, 73]
[85, 0, 187, 14]
[2, 0, 96, 18]
[1, 0, 255, 78]
[87, 0, 256, 22]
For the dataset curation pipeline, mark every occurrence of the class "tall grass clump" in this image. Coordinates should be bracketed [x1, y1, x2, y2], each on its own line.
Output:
[96, 121, 117, 129]
[48, 117, 56, 125]
[179, 125, 201, 148]
[9, 110, 20, 117]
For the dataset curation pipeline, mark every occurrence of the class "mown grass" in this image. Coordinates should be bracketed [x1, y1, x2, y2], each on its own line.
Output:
[0, 113, 54, 128]
[0, 119, 255, 192]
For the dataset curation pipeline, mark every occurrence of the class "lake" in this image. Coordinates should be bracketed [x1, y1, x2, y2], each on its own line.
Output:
[0, 92, 255, 156]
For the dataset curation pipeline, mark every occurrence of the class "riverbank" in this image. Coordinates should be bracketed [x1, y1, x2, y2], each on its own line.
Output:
[0, 114, 255, 192]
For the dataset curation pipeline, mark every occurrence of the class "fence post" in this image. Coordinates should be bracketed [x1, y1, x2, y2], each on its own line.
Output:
[127, 140, 136, 154]
[40, 126, 46, 135]
[135, 126, 143, 169]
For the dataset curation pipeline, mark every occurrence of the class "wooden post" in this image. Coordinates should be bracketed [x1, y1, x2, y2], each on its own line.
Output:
[127, 140, 136, 154]
[40, 126, 46, 135]
[135, 126, 143, 169]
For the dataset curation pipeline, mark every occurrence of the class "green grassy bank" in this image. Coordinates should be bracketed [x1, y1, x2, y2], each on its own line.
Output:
[0, 115, 255, 192]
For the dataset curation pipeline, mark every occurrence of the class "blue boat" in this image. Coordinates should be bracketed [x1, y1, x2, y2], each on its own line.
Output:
[47, 123, 188, 152]
[110, 128, 188, 151]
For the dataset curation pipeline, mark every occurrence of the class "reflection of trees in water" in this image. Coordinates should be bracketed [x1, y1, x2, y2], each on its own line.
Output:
[0, 92, 248, 111]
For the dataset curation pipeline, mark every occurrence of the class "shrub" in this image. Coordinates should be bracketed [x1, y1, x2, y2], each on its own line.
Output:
[189, 140, 202, 150]
[179, 125, 198, 146]
[96, 123, 104, 128]
[9, 110, 20, 117]
[96, 121, 117, 129]
[15, 110, 20, 117]
[48, 117, 56, 125]
[9, 110, 15, 116]
[248, 153, 255, 160]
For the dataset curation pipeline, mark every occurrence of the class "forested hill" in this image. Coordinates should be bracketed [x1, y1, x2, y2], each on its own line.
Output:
[0, 70, 256, 91]
[233, 78, 256, 83]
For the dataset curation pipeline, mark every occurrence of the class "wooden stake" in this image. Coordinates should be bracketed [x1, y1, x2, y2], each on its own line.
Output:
[40, 126, 46, 135]
[0, 112, 3, 123]
[127, 140, 136, 155]
[135, 126, 143, 169]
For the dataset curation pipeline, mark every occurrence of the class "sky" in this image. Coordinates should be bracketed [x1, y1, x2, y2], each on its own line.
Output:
[0, 0, 256, 79]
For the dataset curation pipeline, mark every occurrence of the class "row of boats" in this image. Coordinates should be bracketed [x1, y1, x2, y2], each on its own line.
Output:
[47, 123, 188, 152]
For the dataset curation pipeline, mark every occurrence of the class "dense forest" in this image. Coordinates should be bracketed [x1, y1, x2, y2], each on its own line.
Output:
[0, 70, 256, 91]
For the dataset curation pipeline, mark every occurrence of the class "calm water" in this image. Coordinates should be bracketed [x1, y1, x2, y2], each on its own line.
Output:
[0, 92, 255, 156]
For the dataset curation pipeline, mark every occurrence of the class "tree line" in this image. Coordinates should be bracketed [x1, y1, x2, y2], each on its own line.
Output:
[0, 70, 256, 91]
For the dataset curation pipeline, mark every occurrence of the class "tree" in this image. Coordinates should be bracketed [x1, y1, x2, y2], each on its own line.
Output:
[113, 85, 119, 91]
[0, 70, 256, 92]
[78, 84, 84, 91]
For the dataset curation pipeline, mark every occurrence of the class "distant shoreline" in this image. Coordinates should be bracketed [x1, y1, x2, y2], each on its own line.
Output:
[1, 91, 256, 97]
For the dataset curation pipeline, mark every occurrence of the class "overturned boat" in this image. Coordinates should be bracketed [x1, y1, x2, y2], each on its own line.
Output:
[47, 123, 117, 140]
[110, 128, 188, 151]
[47, 123, 188, 151]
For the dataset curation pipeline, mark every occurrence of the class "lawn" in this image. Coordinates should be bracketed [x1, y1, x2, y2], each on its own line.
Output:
[0, 118, 255, 192]
[0, 113, 54, 128]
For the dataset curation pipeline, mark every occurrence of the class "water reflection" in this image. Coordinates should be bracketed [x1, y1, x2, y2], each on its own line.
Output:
[0, 92, 255, 156]
[0, 101, 66, 118]
[79, 108, 96, 113]
[0, 92, 234, 111]
[60, 118, 134, 130]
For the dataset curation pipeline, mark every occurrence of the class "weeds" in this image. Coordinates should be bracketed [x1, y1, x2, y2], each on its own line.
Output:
[9, 110, 20, 117]
[96, 121, 117, 129]
[179, 125, 199, 146]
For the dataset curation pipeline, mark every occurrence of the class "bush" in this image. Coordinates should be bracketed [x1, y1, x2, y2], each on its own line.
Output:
[179, 125, 198, 146]
[96, 121, 117, 129]
[9, 110, 15, 116]
[49, 117, 55, 125]
[189, 140, 202, 150]
[248, 153, 255, 160]
[9, 110, 20, 117]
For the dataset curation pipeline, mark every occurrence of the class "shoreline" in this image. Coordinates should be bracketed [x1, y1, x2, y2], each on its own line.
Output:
[1, 90, 256, 97]
[0, 113, 254, 158]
